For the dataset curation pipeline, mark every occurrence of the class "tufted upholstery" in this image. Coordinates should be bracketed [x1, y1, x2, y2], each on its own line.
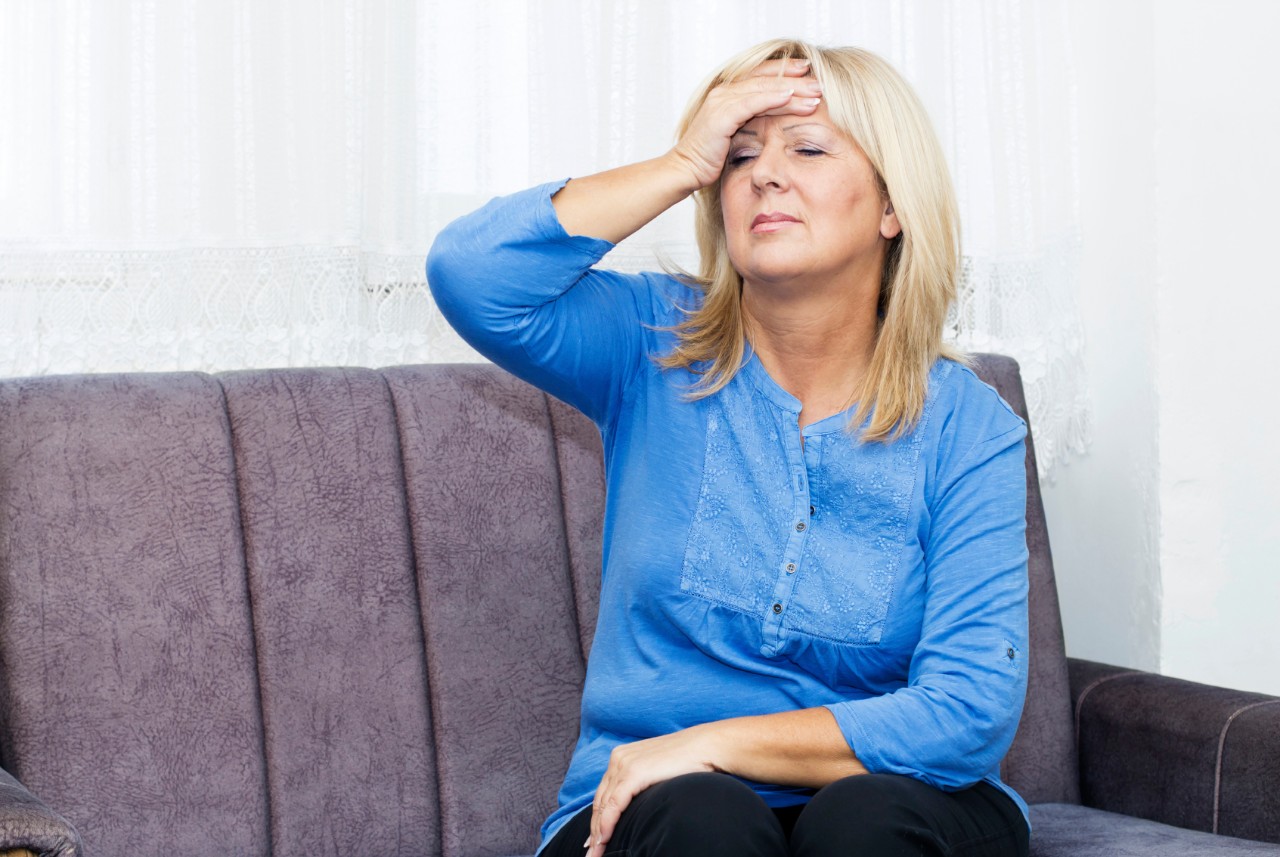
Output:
[0, 357, 1276, 856]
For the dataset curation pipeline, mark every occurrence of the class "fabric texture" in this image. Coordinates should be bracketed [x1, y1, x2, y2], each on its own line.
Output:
[1217, 698, 1280, 843]
[1070, 659, 1280, 843]
[384, 364, 588, 857]
[427, 180, 1033, 852]
[0, 373, 271, 856]
[220, 368, 441, 855]
[1028, 804, 1280, 856]
[0, 768, 81, 857]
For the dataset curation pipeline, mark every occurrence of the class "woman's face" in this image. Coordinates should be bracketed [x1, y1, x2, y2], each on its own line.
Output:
[720, 98, 900, 296]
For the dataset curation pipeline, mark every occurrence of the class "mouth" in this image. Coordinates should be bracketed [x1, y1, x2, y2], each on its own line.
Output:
[751, 212, 801, 233]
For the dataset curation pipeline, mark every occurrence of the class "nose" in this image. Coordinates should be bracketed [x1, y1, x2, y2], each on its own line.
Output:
[749, 142, 789, 192]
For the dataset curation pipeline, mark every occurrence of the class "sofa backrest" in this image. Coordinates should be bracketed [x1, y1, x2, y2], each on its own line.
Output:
[0, 358, 1075, 857]
[971, 355, 1080, 806]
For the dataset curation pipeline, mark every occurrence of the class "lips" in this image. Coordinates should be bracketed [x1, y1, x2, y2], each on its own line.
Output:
[751, 212, 801, 233]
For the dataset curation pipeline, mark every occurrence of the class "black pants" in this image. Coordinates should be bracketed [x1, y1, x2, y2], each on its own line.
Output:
[542, 772, 1030, 857]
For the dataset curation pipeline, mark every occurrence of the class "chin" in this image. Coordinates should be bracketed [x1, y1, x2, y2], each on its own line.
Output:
[735, 256, 811, 287]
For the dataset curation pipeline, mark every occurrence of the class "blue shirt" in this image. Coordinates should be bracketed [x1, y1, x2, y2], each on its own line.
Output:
[427, 180, 1031, 853]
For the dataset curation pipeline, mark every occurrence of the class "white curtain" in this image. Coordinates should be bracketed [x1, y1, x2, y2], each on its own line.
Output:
[0, 0, 1087, 477]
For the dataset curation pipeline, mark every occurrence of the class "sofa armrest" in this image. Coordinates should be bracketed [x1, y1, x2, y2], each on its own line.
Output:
[1069, 657, 1280, 844]
[0, 767, 82, 857]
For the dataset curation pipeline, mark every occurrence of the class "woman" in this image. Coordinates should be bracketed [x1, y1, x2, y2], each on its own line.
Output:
[428, 39, 1031, 857]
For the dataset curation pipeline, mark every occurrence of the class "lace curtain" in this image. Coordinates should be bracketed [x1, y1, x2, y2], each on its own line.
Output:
[0, 0, 1087, 476]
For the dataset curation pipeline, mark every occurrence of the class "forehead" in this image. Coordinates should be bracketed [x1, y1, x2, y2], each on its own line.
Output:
[735, 100, 844, 138]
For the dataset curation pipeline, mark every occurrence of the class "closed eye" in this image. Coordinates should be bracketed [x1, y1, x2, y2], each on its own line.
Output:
[796, 146, 825, 157]
[727, 148, 759, 167]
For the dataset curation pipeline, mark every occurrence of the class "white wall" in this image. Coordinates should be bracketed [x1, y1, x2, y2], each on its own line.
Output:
[1154, 1, 1280, 695]
[1046, 0, 1280, 695]
[1043, 0, 1162, 673]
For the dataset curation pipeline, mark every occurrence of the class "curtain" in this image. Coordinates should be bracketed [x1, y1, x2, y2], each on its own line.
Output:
[0, 0, 1087, 476]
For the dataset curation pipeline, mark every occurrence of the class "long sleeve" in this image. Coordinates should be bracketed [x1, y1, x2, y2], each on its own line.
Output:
[426, 179, 667, 425]
[824, 421, 1030, 790]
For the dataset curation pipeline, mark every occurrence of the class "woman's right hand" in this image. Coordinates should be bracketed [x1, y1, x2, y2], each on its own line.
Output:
[665, 58, 824, 192]
[551, 58, 822, 243]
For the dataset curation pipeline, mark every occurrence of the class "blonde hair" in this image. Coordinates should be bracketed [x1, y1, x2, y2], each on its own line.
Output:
[658, 39, 965, 442]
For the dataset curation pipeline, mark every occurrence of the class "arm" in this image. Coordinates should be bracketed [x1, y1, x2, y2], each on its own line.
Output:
[586, 707, 863, 857]
[825, 424, 1030, 789]
[426, 181, 650, 423]
[426, 61, 822, 421]
[598, 707, 863, 795]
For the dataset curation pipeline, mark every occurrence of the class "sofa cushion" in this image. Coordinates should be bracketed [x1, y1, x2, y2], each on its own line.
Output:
[1030, 804, 1280, 856]
[384, 364, 589, 857]
[0, 374, 270, 856]
[221, 367, 441, 856]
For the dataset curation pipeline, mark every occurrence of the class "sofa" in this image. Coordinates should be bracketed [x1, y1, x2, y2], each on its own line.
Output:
[0, 356, 1276, 857]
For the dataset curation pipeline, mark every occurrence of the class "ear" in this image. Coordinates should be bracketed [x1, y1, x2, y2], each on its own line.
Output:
[880, 200, 902, 240]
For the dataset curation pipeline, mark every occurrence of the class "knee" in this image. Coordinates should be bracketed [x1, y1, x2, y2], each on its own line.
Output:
[645, 771, 768, 832]
[792, 774, 938, 856]
[630, 773, 784, 856]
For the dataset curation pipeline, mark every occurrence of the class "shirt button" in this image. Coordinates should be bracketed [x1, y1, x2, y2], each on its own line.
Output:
[772, 603, 783, 614]
[1007, 647, 1016, 660]
[795, 521, 807, 532]
[809, 504, 815, 516]
[785, 562, 796, 574]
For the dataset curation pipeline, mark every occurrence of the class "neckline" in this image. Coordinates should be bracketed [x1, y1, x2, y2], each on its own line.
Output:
[740, 349, 864, 437]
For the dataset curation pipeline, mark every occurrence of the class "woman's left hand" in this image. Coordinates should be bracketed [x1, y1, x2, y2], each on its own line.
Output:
[583, 708, 865, 856]
[585, 725, 722, 857]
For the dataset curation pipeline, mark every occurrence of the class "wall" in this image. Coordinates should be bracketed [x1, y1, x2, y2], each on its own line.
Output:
[1045, 0, 1280, 695]
[1042, 0, 1162, 673]
[1154, 0, 1280, 695]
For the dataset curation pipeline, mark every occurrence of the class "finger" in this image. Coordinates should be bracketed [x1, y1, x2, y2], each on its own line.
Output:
[733, 86, 805, 122]
[670, 67, 820, 189]
[595, 799, 624, 849]
[744, 57, 813, 80]
[739, 73, 822, 98]
[586, 782, 610, 855]
[755, 94, 823, 118]
[586, 782, 632, 857]
[724, 75, 822, 121]
[720, 74, 821, 116]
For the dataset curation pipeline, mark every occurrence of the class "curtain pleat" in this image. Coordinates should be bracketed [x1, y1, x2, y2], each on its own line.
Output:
[0, 0, 1087, 475]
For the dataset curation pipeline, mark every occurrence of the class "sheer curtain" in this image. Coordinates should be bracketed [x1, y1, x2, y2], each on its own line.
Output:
[0, 0, 1087, 476]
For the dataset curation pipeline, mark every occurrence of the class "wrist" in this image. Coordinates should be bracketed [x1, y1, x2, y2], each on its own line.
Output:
[688, 718, 740, 776]
[658, 149, 710, 199]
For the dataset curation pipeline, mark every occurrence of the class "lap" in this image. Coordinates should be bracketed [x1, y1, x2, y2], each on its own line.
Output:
[542, 772, 785, 857]
[785, 773, 1029, 857]
[543, 772, 1029, 857]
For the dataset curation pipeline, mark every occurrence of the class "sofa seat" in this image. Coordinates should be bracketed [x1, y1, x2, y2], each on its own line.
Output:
[1030, 804, 1280, 856]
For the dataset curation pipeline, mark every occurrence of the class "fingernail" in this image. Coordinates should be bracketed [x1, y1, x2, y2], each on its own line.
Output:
[793, 58, 811, 66]
[583, 837, 591, 848]
[801, 97, 821, 107]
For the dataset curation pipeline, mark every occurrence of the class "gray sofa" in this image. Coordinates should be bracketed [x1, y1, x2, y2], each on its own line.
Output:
[0, 356, 1276, 857]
